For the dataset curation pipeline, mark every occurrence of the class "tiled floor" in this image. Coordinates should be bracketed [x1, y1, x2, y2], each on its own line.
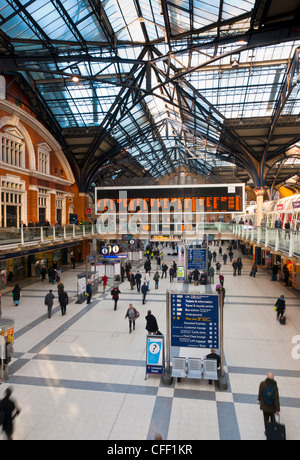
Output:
[0, 244, 299, 440]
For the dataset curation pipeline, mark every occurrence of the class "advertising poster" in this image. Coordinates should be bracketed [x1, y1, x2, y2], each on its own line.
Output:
[146, 335, 165, 375]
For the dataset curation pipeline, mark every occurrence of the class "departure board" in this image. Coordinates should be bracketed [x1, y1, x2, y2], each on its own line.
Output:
[95, 184, 244, 214]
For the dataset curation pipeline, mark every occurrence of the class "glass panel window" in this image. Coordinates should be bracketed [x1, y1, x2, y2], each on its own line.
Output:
[0, 129, 25, 168]
[37, 143, 51, 174]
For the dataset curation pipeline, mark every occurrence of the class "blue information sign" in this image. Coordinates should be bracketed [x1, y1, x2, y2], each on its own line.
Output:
[187, 248, 207, 270]
[170, 293, 219, 348]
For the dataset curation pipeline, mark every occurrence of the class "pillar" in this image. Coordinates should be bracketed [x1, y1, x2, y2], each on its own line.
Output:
[253, 187, 267, 227]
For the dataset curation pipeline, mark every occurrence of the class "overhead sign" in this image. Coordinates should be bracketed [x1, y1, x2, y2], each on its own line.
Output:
[170, 293, 219, 349]
[187, 248, 207, 270]
[146, 335, 165, 375]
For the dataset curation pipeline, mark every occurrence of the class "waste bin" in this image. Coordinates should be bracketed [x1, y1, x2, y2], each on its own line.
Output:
[0, 319, 15, 381]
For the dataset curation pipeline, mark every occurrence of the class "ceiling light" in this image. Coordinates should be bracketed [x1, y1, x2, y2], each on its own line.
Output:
[231, 59, 239, 69]
[72, 76, 79, 82]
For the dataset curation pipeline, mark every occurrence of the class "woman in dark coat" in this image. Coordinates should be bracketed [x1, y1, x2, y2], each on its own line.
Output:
[12, 284, 21, 306]
[145, 310, 158, 335]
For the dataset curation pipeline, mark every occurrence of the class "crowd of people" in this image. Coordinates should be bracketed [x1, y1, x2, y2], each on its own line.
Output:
[0, 237, 292, 440]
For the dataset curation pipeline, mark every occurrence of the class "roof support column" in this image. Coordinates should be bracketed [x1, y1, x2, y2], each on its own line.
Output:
[253, 187, 267, 228]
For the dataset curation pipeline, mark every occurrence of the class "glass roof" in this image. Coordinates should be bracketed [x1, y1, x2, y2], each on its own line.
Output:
[1, 0, 300, 183]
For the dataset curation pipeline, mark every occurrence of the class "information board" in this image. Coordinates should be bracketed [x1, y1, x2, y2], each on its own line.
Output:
[146, 335, 165, 375]
[170, 293, 219, 348]
[187, 248, 207, 270]
[95, 184, 244, 213]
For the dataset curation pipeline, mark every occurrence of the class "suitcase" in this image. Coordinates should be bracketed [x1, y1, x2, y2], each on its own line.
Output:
[266, 416, 286, 440]
[279, 315, 286, 325]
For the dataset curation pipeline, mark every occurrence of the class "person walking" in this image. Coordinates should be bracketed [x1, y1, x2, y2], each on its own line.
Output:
[237, 257, 243, 275]
[44, 289, 55, 318]
[135, 271, 142, 293]
[57, 280, 64, 296]
[0, 387, 21, 440]
[153, 271, 160, 289]
[193, 268, 200, 286]
[58, 288, 68, 316]
[86, 280, 92, 304]
[0, 292, 2, 319]
[250, 263, 258, 277]
[41, 266, 47, 282]
[111, 286, 120, 311]
[125, 303, 139, 333]
[275, 295, 286, 321]
[128, 271, 135, 290]
[141, 282, 149, 304]
[144, 270, 150, 291]
[283, 264, 290, 286]
[208, 265, 214, 284]
[258, 372, 280, 435]
[12, 284, 21, 306]
[219, 273, 224, 287]
[145, 310, 158, 335]
[271, 264, 278, 281]
[162, 263, 168, 278]
[102, 274, 108, 293]
[232, 260, 237, 276]
[169, 266, 174, 282]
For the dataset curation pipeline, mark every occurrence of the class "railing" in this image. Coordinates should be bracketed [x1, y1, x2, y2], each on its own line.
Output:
[0, 224, 96, 247]
[0, 221, 235, 247]
[0, 222, 299, 258]
[232, 224, 300, 257]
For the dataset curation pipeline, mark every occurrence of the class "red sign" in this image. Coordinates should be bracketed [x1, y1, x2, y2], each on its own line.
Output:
[85, 207, 92, 215]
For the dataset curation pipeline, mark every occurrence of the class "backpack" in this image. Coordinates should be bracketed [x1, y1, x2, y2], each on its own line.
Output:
[262, 385, 275, 406]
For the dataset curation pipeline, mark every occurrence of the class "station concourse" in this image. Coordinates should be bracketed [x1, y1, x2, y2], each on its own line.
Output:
[0, 241, 299, 441]
[1, 0, 300, 443]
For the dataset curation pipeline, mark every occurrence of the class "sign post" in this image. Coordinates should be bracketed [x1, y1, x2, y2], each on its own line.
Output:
[163, 290, 228, 389]
[187, 247, 207, 271]
[170, 292, 219, 349]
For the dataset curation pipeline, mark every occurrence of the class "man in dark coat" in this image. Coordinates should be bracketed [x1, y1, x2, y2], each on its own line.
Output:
[58, 289, 68, 315]
[258, 372, 280, 434]
[0, 387, 21, 440]
[141, 282, 148, 304]
[135, 271, 142, 292]
[44, 289, 55, 318]
[145, 310, 158, 335]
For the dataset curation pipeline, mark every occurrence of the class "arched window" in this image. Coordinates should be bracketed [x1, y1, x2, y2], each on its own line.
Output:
[0, 127, 25, 168]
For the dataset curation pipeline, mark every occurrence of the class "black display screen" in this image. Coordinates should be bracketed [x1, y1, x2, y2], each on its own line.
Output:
[95, 184, 244, 214]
